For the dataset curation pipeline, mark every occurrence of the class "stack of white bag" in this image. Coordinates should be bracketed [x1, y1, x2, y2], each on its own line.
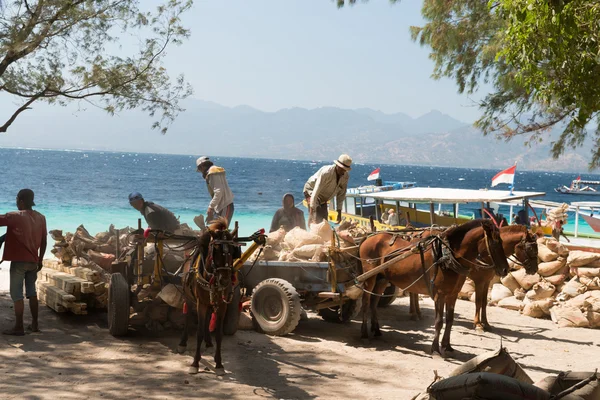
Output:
[457, 235, 600, 329]
[251, 222, 334, 263]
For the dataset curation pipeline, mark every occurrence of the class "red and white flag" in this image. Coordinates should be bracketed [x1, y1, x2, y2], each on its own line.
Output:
[367, 168, 380, 181]
[491, 164, 516, 187]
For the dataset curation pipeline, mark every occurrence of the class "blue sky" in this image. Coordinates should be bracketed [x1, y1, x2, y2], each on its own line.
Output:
[156, 0, 489, 122]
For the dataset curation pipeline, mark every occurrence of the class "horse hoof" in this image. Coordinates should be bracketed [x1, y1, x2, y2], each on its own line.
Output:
[431, 351, 443, 360]
[374, 330, 382, 337]
[188, 366, 199, 374]
[475, 325, 485, 333]
[410, 314, 418, 321]
[483, 325, 493, 332]
[215, 368, 226, 376]
[177, 345, 187, 354]
[417, 314, 423, 321]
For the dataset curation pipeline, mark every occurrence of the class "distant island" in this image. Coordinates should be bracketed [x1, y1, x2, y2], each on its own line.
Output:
[0, 99, 592, 172]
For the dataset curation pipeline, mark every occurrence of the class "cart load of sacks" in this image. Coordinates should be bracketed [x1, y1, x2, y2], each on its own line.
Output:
[459, 236, 600, 329]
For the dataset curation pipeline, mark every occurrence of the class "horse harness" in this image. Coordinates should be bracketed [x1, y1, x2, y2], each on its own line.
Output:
[190, 237, 240, 308]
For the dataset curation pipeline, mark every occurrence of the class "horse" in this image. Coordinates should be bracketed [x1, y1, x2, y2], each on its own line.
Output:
[178, 218, 236, 375]
[358, 219, 509, 358]
[406, 224, 538, 330]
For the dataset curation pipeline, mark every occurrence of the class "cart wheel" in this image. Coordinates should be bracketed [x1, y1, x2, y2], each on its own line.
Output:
[108, 273, 130, 337]
[223, 285, 242, 336]
[318, 298, 361, 323]
[251, 278, 301, 336]
[377, 285, 400, 308]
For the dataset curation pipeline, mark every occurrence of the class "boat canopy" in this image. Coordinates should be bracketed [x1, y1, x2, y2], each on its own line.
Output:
[576, 180, 600, 185]
[351, 187, 546, 204]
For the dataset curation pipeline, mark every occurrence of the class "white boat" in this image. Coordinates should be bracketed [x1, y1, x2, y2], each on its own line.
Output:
[555, 178, 600, 195]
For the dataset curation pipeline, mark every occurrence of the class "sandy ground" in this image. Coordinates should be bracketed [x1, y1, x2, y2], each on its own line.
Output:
[0, 290, 599, 400]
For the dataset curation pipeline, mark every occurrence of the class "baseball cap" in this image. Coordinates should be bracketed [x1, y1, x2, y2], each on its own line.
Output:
[128, 192, 143, 202]
[196, 156, 210, 169]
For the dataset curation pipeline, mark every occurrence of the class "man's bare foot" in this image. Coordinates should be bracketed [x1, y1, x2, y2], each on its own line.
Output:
[27, 324, 40, 333]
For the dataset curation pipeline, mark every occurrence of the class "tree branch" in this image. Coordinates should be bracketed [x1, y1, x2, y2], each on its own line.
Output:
[0, 92, 45, 133]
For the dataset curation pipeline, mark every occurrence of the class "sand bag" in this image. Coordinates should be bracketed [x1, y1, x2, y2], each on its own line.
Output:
[469, 291, 476, 303]
[498, 296, 524, 312]
[561, 278, 588, 299]
[544, 273, 568, 287]
[291, 244, 324, 259]
[522, 302, 546, 319]
[550, 305, 590, 328]
[512, 269, 541, 290]
[157, 284, 184, 309]
[449, 347, 533, 384]
[491, 284, 513, 303]
[538, 259, 567, 277]
[535, 371, 600, 399]
[576, 267, 600, 278]
[507, 257, 520, 271]
[428, 373, 550, 400]
[262, 245, 280, 261]
[310, 221, 333, 243]
[537, 243, 558, 262]
[567, 250, 600, 268]
[580, 276, 600, 290]
[588, 309, 600, 328]
[501, 273, 521, 293]
[458, 278, 476, 300]
[514, 287, 527, 301]
[566, 292, 593, 310]
[541, 237, 569, 257]
[266, 228, 286, 247]
[284, 227, 324, 249]
[526, 281, 556, 301]
[583, 293, 600, 313]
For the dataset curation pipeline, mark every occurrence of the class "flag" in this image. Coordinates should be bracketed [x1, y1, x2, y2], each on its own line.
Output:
[491, 164, 516, 187]
[367, 168, 380, 181]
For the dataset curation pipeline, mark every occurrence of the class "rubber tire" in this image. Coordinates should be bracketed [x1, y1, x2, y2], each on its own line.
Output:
[223, 285, 242, 336]
[108, 273, 130, 337]
[377, 285, 400, 308]
[251, 278, 301, 336]
[318, 298, 360, 323]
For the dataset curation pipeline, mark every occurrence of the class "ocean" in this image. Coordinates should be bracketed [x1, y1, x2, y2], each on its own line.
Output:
[1, 147, 600, 244]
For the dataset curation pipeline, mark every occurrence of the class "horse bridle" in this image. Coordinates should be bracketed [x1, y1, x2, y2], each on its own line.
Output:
[508, 234, 537, 270]
[197, 236, 241, 305]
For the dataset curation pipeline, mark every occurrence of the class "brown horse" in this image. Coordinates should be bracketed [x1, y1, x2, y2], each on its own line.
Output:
[407, 225, 539, 330]
[178, 218, 236, 375]
[358, 219, 509, 357]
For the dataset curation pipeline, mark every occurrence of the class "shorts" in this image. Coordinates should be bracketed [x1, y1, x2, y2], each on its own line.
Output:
[10, 261, 38, 302]
[216, 203, 235, 228]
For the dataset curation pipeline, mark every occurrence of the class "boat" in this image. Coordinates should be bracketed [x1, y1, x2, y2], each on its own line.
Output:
[555, 178, 600, 195]
[346, 180, 417, 195]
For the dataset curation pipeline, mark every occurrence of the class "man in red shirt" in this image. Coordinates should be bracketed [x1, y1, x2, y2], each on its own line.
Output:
[0, 189, 47, 336]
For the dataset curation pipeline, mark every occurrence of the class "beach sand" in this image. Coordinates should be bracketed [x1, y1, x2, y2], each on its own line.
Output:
[0, 292, 598, 399]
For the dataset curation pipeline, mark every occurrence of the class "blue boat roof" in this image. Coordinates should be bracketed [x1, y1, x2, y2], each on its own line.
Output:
[347, 181, 417, 195]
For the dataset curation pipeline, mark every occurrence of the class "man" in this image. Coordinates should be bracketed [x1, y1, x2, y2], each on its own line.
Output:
[270, 193, 307, 232]
[196, 156, 234, 227]
[387, 209, 399, 226]
[0, 189, 47, 336]
[303, 154, 352, 224]
[128, 192, 180, 232]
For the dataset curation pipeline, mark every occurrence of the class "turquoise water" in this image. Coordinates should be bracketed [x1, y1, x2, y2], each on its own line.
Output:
[2, 148, 600, 246]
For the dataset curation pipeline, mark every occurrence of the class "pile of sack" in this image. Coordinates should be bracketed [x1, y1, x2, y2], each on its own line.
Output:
[458, 236, 600, 329]
[252, 219, 370, 263]
[412, 346, 599, 400]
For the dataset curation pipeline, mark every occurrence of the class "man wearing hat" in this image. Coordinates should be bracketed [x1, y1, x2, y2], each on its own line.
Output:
[128, 192, 180, 233]
[196, 156, 235, 227]
[303, 154, 352, 224]
[0, 189, 47, 336]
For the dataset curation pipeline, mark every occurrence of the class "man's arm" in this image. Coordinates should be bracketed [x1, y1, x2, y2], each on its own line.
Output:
[270, 210, 282, 233]
[335, 175, 349, 211]
[298, 210, 307, 230]
[38, 218, 47, 270]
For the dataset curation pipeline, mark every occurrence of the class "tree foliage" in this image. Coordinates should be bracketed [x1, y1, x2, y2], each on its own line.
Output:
[411, 0, 600, 169]
[0, 0, 193, 134]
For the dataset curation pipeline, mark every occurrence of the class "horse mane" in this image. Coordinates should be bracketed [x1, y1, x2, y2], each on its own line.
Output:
[444, 219, 495, 248]
[207, 217, 228, 232]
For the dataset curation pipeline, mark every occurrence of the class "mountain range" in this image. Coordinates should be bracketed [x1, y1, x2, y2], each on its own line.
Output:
[0, 98, 593, 171]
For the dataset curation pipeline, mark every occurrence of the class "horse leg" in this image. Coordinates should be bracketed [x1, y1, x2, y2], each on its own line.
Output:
[204, 310, 213, 348]
[214, 304, 226, 376]
[188, 301, 207, 374]
[360, 277, 376, 341]
[177, 304, 191, 354]
[441, 293, 459, 357]
[430, 295, 445, 357]
[473, 279, 486, 331]
[409, 292, 422, 321]
[481, 280, 493, 331]
[370, 278, 386, 337]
